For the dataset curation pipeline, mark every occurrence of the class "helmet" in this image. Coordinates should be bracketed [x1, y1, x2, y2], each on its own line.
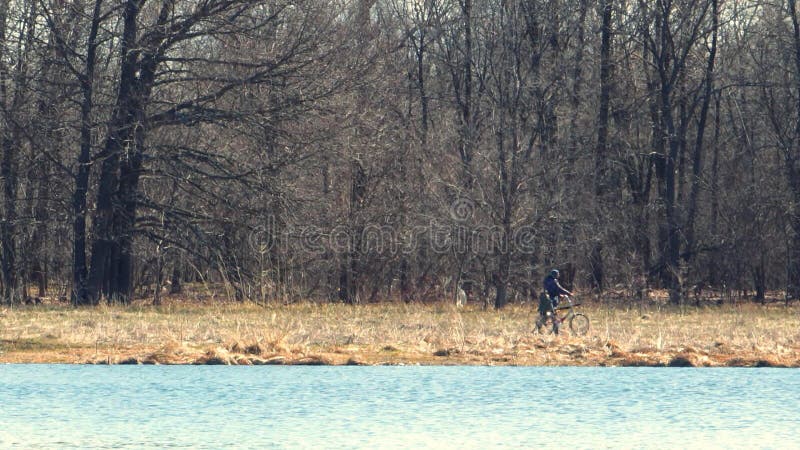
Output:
[550, 269, 559, 278]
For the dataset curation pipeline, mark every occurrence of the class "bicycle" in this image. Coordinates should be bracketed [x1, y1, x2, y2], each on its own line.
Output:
[535, 296, 590, 335]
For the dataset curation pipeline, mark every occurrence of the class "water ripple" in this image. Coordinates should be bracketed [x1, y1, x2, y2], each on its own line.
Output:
[0, 366, 797, 449]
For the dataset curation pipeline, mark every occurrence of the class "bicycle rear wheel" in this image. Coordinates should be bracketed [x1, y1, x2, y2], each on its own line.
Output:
[569, 313, 590, 335]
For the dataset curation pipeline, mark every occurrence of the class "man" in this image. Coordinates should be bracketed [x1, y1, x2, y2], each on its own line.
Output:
[539, 269, 573, 323]
[544, 269, 572, 306]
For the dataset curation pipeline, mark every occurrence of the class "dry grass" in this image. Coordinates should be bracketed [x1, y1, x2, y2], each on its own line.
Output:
[1, 299, 798, 366]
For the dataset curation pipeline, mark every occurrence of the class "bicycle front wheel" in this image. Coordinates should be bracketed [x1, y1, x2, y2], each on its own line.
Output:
[569, 313, 590, 335]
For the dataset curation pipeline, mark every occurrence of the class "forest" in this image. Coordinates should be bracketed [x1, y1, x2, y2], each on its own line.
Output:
[0, 0, 798, 308]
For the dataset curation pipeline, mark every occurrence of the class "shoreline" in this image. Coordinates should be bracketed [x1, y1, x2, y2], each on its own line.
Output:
[2, 337, 797, 368]
[2, 350, 795, 367]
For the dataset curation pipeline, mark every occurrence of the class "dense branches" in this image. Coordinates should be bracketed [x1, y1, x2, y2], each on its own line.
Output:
[0, 0, 796, 306]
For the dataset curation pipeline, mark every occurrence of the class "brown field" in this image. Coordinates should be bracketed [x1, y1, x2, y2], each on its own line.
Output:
[1, 297, 799, 367]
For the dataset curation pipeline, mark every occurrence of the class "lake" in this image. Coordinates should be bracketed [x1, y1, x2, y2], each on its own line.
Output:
[0, 366, 797, 449]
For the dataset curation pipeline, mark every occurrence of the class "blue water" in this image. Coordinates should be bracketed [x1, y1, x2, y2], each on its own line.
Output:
[0, 366, 797, 449]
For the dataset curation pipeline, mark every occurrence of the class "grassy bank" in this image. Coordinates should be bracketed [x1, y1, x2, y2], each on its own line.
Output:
[1, 299, 798, 366]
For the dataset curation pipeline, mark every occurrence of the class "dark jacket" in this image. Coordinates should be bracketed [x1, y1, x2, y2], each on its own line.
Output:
[544, 275, 570, 298]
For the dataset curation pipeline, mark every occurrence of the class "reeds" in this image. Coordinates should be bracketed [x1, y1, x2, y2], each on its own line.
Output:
[1, 300, 798, 366]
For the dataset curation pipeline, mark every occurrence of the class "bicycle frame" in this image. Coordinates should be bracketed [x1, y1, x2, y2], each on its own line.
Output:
[553, 296, 580, 321]
[537, 295, 587, 335]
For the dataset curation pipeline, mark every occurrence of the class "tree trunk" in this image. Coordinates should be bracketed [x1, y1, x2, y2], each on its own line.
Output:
[495, 222, 511, 309]
[0, 0, 16, 303]
[86, 0, 139, 304]
[684, 0, 718, 267]
[0, 137, 17, 303]
[87, 148, 120, 303]
[399, 257, 410, 302]
[338, 259, 354, 303]
[753, 256, 766, 303]
[661, 89, 682, 305]
[458, 0, 474, 188]
[708, 94, 721, 287]
[114, 124, 146, 303]
[591, 0, 614, 291]
[73, 0, 103, 305]
[169, 265, 182, 295]
[87, 0, 155, 304]
[787, 0, 800, 299]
